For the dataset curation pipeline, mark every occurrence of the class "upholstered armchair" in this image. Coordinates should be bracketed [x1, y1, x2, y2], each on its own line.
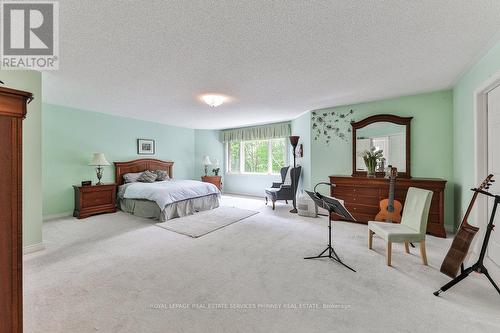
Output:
[368, 187, 433, 266]
[265, 166, 302, 210]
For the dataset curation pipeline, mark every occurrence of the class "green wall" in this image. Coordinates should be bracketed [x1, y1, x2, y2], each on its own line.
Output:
[357, 122, 405, 138]
[453, 40, 500, 227]
[310, 90, 455, 228]
[0, 70, 43, 247]
[42, 104, 195, 217]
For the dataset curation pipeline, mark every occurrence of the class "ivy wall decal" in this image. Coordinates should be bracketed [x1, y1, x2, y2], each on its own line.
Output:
[311, 109, 354, 144]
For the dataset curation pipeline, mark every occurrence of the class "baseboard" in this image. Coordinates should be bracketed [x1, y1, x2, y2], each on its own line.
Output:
[23, 242, 45, 254]
[222, 191, 264, 199]
[43, 211, 72, 221]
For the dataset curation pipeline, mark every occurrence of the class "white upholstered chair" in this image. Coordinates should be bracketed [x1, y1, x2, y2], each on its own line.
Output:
[368, 187, 433, 266]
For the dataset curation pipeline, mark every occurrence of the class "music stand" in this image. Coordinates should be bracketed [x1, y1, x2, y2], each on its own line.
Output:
[304, 189, 356, 272]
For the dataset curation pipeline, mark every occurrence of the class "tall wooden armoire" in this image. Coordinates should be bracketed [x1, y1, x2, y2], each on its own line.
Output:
[0, 86, 33, 333]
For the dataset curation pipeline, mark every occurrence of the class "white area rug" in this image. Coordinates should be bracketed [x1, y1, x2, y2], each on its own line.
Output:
[155, 206, 258, 238]
[24, 195, 500, 333]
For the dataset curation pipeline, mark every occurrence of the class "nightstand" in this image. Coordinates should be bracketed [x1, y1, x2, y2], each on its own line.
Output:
[201, 176, 222, 190]
[73, 183, 117, 219]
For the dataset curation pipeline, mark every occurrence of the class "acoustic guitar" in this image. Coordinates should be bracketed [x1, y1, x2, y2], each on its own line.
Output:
[375, 166, 403, 223]
[440, 174, 494, 278]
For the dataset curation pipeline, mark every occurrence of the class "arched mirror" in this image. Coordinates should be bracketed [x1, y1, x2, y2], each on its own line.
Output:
[351, 114, 412, 178]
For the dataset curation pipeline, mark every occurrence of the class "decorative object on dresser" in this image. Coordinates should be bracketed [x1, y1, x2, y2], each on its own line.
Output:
[211, 158, 220, 176]
[0, 86, 33, 333]
[329, 176, 447, 237]
[201, 175, 222, 190]
[289, 135, 300, 213]
[137, 138, 155, 155]
[352, 114, 412, 178]
[435, 175, 500, 297]
[89, 152, 110, 185]
[81, 180, 92, 186]
[265, 166, 302, 210]
[73, 183, 117, 219]
[202, 155, 211, 176]
[375, 166, 402, 223]
[360, 147, 384, 177]
[368, 187, 433, 266]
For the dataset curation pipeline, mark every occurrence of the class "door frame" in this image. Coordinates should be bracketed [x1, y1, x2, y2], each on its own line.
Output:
[473, 68, 500, 257]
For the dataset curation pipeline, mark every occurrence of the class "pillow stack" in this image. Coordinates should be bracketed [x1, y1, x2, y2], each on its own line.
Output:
[123, 170, 170, 183]
[123, 172, 143, 183]
[137, 170, 158, 183]
[154, 169, 169, 181]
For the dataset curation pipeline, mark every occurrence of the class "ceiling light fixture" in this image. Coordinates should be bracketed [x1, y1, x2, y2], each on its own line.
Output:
[201, 94, 227, 107]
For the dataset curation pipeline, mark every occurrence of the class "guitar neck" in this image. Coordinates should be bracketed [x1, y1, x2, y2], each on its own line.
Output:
[460, 191, 480, 228]
[388, 177, 395, 212]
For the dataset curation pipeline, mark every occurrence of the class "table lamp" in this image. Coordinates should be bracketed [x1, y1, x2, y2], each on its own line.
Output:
[89, 153, 110, 185]
[202, 155, 212, 176]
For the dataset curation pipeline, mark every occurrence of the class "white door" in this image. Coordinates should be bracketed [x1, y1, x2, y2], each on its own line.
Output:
[487, 85, 500, 265]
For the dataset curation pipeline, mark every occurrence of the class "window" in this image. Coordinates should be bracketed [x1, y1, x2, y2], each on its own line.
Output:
[226, 138, 288, 174]
[229, 141, 240, 172]
[243, 140, 269, 173]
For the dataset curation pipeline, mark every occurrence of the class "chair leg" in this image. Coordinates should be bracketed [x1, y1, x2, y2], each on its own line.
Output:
[404, 242, 410, 254]
[265, 197, 268, 205]
[368, 230, 374, 249]
[272, 200, 275, 210]
[419, 240, 428, 265]
[285, 200, 288, 204]
[386, 241, 392, 266]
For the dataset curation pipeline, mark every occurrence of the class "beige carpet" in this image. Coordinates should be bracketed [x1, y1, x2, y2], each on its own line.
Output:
[155, 206, 258, 238]
[24, 195, 500, 333]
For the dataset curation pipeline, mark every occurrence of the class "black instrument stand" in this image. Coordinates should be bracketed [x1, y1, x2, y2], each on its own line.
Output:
[304, 186, 356, 272]
[434, 189, 500, 296]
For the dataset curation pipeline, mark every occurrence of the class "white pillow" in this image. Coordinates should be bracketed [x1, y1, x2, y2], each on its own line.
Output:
[123, 172, 143, 183]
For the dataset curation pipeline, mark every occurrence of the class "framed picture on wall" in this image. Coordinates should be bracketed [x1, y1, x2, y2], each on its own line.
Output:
[137, 139, 155, 155]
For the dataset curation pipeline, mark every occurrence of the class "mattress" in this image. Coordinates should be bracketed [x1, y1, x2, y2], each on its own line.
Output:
[118, 179, 221, 221]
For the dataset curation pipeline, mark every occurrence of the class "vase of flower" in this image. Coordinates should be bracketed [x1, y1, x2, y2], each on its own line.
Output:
[361, 147, 383, 177]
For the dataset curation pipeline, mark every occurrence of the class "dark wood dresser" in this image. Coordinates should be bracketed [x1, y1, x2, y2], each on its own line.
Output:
[329, 176, 447, 238]
[0, 86, 32, 333]
[201, 176, 222, 190]
[73, 184, 117, 219]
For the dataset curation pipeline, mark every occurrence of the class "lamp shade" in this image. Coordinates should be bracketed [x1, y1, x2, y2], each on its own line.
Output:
[289, 135, 300, 147]
[202, 155, 212, 166]
[89, 153, 110, 166]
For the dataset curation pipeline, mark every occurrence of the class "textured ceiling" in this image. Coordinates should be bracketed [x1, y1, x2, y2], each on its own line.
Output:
[43, 0, 500, 129]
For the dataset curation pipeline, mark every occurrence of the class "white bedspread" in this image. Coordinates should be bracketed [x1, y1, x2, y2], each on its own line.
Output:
[120, 180, 220, 209]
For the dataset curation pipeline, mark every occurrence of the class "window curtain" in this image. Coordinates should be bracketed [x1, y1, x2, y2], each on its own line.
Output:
[220, 122, 291, 142]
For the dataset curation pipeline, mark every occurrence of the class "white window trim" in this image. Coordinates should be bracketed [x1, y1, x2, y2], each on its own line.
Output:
[225, 138, 288, 175]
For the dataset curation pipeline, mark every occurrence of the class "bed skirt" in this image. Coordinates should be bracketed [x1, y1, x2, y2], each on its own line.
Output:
[119, 194, 220, 221]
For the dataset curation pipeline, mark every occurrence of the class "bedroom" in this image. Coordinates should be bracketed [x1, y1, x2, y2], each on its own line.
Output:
[1, 1, 500, 332]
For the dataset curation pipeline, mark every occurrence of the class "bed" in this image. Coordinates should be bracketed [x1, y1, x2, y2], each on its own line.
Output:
[114, 159, 220, 221]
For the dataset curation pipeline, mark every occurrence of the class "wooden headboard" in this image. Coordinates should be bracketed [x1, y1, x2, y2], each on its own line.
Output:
[114, 159, 174, 185]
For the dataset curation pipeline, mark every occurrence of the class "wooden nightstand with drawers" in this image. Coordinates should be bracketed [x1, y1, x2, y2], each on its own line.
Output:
[73, 183, 117, 219]
[201, 175, 222, 190]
